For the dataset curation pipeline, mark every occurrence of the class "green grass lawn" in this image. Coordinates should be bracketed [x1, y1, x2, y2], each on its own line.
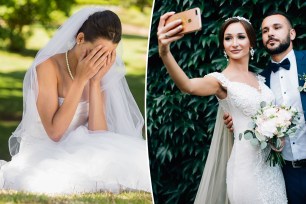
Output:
[0, 190, 152, 204]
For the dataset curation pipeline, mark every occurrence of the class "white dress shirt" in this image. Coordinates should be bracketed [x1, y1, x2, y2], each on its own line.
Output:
[270, 49, 306, 161]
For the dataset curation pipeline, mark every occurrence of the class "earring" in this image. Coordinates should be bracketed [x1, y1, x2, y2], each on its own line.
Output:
[250, 48, 254, 60]
[224, 50, 228, 61]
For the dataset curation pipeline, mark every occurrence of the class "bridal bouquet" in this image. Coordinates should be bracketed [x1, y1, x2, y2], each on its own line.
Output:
[239, 101, 300, 167]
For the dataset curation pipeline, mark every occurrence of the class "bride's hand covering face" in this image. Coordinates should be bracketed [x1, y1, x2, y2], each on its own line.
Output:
[74, 45, 108, 83]
[90, 48, 117, 83]
[157, 12, 184, 56]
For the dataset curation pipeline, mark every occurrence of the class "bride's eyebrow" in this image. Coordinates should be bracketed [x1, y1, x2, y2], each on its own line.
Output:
[224, 32, 246, 36]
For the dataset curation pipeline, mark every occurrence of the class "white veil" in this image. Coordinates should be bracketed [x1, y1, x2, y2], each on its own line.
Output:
[194, 106, 233, 204]
[8, 7, 144, 156]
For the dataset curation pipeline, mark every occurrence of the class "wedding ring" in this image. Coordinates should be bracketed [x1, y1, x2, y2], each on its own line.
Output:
[165, 34, 169, 39]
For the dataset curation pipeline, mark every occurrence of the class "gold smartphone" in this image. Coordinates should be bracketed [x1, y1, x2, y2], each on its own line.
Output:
[165, 7, 202, 34]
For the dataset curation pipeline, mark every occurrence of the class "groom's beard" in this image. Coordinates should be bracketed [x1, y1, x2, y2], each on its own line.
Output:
[264, 34, 291, 55]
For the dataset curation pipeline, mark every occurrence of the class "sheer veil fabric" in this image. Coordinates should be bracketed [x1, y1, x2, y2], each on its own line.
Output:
[8, 7, 144, 156]
[194, 106, 233, 204]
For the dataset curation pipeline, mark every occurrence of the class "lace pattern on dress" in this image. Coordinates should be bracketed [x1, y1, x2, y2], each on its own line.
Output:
[206, 72, 230, 113]
[207, 72, 229, 89]
[256, 74, 266, 84]
[254, 147, 287, 204]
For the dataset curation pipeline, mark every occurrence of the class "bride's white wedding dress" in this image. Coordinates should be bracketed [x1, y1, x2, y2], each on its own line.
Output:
[208, 72, 287, 204]
[0, 97, 151, 194]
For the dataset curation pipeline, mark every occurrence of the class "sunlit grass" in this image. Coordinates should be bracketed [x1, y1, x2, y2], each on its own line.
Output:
[0, 190, 152, 204]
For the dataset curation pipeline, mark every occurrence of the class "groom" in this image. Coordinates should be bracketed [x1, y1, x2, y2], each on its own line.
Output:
[224, 11, 306, 203]
[261, 11, 306, 204]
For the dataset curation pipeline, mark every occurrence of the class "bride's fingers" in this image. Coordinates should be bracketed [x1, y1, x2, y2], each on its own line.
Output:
[163, 19, 183, 33]
[85, 45, 103, 61]
[157, 19, 182, 40]
[95, 51, 109, 69]
[91, 46, 108, 64]
[159, 34, 184, 45]
[164, 24, 183, 38]
[157, 11, 175, 30]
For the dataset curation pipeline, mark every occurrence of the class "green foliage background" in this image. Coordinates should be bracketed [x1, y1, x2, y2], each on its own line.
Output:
[147, 0, 306, 203]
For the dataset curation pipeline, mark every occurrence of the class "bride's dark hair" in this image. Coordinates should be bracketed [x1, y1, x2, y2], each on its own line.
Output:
[218, 17, 256, 49]
[76, 10, 122, 43]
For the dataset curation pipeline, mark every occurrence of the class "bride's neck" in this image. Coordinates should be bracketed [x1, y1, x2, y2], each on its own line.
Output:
[227, 57, 249, 73]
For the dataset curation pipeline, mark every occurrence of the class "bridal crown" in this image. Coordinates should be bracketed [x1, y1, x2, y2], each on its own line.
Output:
[225, 16, 251, 25]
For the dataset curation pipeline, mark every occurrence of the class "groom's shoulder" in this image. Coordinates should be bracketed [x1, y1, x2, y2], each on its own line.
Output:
[294, 50, 306, 57]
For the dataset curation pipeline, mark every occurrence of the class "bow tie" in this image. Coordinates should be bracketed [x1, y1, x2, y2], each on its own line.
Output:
[269, 58, 291, 73]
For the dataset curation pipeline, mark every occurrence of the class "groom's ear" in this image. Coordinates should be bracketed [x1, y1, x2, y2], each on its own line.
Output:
[290, 28, 296, 41]
[76, 32, 85, 44]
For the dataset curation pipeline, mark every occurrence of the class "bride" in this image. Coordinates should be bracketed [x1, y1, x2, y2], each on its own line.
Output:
[157, 12, 287, 203]
[0, 7, 151, 194]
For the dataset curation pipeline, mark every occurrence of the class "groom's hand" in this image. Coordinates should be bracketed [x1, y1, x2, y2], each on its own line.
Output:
[223, 113, 234, 132]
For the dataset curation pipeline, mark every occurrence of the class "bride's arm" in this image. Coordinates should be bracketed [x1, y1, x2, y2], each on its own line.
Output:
[158, 13, 223, 97]
[88, 49, 115, 131]
[36, 45, 105, 142]
[36, 59, 86, 142]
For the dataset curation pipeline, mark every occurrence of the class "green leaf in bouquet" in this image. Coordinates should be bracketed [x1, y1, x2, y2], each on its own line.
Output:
[254, 130, 266, 142]
[276, 138, 283, 149]
[260, 101, 267, 108]
[244, 131, 254, 140]
[260, 141, 267, 149]
[239, 133, 242, 140]
[250, 138, 259, 146]
[266, 150, 285, 167]
[298, 86, 304, 92]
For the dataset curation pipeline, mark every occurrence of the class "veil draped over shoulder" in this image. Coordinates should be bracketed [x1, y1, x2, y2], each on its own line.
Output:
[8, 7, 144, 156]
[194, 106, 233, 204]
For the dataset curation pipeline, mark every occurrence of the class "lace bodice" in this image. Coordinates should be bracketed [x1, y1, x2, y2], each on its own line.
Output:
[208, 72, 275, 137]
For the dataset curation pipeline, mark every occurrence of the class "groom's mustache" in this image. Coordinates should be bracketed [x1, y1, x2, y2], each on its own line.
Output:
[265, 37, 279, 45]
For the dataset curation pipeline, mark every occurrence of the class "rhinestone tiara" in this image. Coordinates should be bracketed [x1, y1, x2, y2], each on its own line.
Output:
[225, 16, 251, 25]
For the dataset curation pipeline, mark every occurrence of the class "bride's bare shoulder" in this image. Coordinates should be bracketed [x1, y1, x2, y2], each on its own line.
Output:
[36, 55, 62, 80]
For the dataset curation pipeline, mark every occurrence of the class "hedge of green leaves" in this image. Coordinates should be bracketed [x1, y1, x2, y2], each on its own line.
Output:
[146, 0, 306, 203]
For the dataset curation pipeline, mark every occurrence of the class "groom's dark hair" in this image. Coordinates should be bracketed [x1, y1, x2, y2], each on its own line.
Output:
[263, 11, 293, 29]
[77, 10, 122, 43]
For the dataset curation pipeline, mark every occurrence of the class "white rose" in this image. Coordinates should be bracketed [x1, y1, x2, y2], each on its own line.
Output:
[263, 107, 277, 118]
[256, 118, 277, 139]
[278, 109, 292, 121]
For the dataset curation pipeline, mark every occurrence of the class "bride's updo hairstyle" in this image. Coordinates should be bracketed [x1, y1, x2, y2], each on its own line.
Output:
[76, 10, 122, 44]
[218, 17, 256, 49]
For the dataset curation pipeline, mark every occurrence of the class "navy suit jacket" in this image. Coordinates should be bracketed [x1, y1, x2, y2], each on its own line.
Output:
[261, 50, 306, 120]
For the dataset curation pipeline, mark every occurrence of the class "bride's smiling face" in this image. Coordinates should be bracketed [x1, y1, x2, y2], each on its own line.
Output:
[223, 22, 251, 60]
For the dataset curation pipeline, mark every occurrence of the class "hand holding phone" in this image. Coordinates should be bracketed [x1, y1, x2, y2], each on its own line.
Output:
[165, 8, 202, 35]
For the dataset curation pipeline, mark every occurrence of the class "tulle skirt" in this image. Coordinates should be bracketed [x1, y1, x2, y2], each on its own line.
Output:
[0, 126, 151, 194]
